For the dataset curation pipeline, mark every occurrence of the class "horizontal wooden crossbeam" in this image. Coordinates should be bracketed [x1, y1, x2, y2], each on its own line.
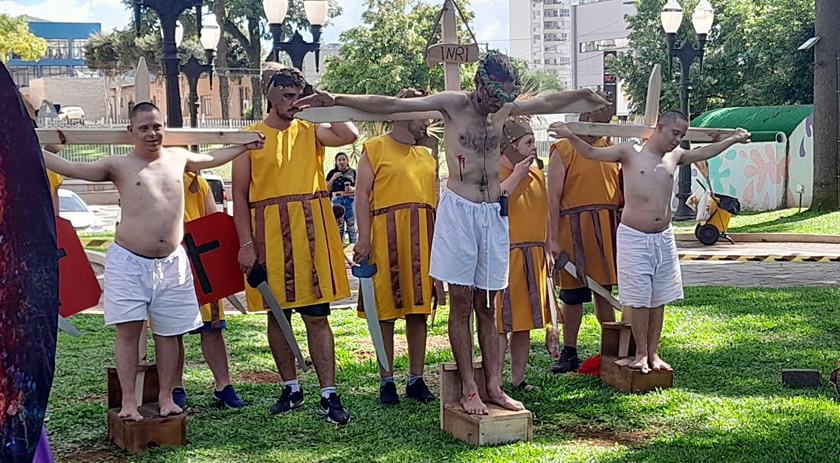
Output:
[35, 128, 262, 146]
[565, 122, 736, 143]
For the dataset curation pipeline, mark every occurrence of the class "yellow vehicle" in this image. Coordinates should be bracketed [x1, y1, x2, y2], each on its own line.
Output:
[694, 182, 740, 245]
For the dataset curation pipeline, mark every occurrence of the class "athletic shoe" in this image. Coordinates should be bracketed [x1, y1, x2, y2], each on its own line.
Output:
[269, 386, 304, 414]
[172, 387, 187, 408]
[551, 350, 581, 374]
[379, 382, 399, 405]
[405, 378, 435, 403]
[213, 385, 246, 408]
[318, 393, 351, 425]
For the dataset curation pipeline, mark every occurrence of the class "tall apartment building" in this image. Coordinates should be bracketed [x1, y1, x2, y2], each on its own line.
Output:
[7, 17, 101, 89]
[510, 0, 576, 89]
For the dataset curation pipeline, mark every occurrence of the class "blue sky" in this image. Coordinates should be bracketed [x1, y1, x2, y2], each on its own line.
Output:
[0, 0, 510, 51]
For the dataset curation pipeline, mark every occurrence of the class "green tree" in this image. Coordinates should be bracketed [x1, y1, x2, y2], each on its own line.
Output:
[319, 0, 477, 95]
[521, 69, 566, 95]
[0, 14, 47, 63]
[614, 0, 813, 118]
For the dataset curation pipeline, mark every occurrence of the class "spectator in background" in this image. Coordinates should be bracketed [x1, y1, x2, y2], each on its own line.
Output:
[327, 152, 357, 244]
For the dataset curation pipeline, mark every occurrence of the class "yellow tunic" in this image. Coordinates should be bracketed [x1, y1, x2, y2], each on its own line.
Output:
[183, 172, 225, 326]
[552, 138, 620, 289]
[244, 120, 350, 310]
[47, 169, 63, 195]
[496, 165, 549, 333]
[357, 135, 436, 321]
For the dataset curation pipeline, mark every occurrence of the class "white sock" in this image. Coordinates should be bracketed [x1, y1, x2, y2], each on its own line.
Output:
[320, 386, 336, 399]
[285, 380, 300, 393]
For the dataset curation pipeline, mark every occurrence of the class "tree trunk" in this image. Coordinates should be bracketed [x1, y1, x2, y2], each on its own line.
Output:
[811, 0, 840, 211]
[247, 17, 263, 120]
[214, 1, 231, 121]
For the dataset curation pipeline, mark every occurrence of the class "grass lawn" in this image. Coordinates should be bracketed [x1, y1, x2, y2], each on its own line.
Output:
[48, 287, 840, 462]
[672, 208, 840, 235]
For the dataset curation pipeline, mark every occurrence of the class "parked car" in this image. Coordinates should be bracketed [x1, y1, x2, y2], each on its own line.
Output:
[58, 188, 102, 231]
[57, 106, 85, 125]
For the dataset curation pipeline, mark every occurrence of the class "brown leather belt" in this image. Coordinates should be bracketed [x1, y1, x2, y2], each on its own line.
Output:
[559, 203, 617, 285]
[500, 241, 545, 332]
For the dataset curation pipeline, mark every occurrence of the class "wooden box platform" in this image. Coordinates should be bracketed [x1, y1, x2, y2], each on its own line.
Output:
[438, 360, 533, 446]
[107, 404, 187, 454]
[105, 362, 187, 453]
[599, 322, 673, 393]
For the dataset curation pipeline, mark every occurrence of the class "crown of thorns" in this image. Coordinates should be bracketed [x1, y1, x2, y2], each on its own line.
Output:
[476, 52, 521, 103]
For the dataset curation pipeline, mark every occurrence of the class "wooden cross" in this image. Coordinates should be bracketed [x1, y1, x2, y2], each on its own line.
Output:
[34, 58, 261, 146]
[296, 64, 735, 143]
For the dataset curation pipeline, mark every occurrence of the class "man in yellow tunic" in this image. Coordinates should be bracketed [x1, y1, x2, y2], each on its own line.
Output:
[495, 117, 553, 391]
[548, 103, 620, 373]
[232, 65, 358, 424]
[171, 172, 245, 408]
[353, 89, 440, 405]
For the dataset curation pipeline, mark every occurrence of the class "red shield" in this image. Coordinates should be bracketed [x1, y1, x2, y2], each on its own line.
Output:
[182, 212, 244, 305]
[56, 217, 102, 317]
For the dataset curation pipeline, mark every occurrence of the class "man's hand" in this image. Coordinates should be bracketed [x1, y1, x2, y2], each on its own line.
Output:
[238, 242, 257, 275]
[243, 133, 266, 151]
[513, 155, 535, 178]
[730, 127, 751, 143]
[295, 88, 336, 111]
[548, 121, 573, 140]
[353, 239, 372, 263]
[549, 239, 561, 261]
[545, 325, 560, 359]
[545, 248, 555, 273]
[577, 88, 611, 107]
[434, 279, 447, 305]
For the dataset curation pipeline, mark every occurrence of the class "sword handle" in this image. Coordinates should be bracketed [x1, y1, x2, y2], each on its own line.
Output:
[247, 263, 268, 288]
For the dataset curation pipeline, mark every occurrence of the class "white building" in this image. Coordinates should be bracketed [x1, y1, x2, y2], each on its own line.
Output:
[302, 43, 339, 87]
[510, 0, 635, 114]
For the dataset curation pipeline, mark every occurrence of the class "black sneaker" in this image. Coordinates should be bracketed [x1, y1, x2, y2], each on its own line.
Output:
[551, 350, 581, 374]
[269, 386, 303, 414]
[405, 378, 435, 403]
[318, 393, 351, 425]
[379, 382, 399, 405]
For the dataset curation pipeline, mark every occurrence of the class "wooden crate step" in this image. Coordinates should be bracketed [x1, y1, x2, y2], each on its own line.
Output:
[442, 403, 532, 446]
[107, 403, 186, 454]
[599, 355, 673, 393]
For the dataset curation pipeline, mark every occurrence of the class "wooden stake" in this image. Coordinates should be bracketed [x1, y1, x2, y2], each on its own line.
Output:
[643, 64, 662, 128]
[135, 58, 151, 104]
[36, 128, 262, 146]
[442, 0, 460, 91]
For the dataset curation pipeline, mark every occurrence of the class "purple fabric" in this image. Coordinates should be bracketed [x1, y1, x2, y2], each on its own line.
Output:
[32, 428, 55, 463]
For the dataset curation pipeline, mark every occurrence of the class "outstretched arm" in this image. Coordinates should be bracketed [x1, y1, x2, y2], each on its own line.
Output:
[678, 128, 750, 165]
[42, 149, 112, 182]
[296, 89, 456, 115]
[184, 137, 265, 172]
[548, 122, 627, 163]
[510, 89, 610, 116]
[316, 122, 359, 147]
[353, 151, 374, 263]
[547, 145, 566, 258]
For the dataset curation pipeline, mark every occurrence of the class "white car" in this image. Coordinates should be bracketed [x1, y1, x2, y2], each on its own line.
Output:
[57, 106, 85, 125]
[58, 188, 102, 231]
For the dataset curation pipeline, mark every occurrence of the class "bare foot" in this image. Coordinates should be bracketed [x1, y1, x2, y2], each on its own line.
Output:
[485, 389, 525, 411]
[649, 353, 672, 371]
[158, 400, 183, 417]
[629, 355, 650, 374]
[615, 357, 633, 367]
[460, 392, 489, 415]
[117, 406, 144, 422]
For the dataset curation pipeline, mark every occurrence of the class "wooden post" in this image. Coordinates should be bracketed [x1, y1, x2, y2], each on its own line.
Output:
[442, 0, 461, 91]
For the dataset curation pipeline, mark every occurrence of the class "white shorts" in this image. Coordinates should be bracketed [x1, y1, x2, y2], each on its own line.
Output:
[429, 189, 509, 291]
[103, 242, 203, 336]
[616, 224, 684, 308]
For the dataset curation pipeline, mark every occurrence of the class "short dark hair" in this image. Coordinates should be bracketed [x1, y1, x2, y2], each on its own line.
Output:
[335, 152, 348, 161]
[658, 110, 689, 126]
[269, 67, 308, 89]
[130, 102, 161, 123]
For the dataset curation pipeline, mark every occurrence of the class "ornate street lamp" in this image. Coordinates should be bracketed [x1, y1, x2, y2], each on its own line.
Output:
[264, 0, 328, 71]
[133, 0, 203, 128]
[661, 0, 715, 220]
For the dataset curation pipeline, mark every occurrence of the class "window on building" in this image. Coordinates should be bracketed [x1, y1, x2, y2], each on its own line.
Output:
[544, 21, 558, 29]
[72, 39, 88, 60]
[545, 9, 558, 17]
[533, 59, 541, 65]
[9, 66, 37, 87]
[558, 21, 570, 29]
[579, 38, 631, 53]
[558, 57, 571, 65]
[44, 39, 69, 60]
[201, 95, 213, 116]
[533, 34, 541, 40]
[559, 33, 570, 41]
[41, 66, 70, 78]
[559, 8, 570, 17]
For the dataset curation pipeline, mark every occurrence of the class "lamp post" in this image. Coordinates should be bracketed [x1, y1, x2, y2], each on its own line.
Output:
[132, 0, 203, 128]
[173, 18, 220, 129]
[264, 0, 328, 71]
[661, 0, 715, 220]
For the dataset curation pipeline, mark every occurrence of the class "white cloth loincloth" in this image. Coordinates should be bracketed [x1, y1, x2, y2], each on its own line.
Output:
[616, 223, 684, 308]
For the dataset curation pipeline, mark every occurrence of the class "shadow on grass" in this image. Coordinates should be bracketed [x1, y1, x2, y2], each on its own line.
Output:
[727, 209, 833, 233]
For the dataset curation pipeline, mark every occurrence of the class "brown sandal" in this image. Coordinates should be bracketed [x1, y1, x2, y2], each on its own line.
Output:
[514, 380, 537, 392]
